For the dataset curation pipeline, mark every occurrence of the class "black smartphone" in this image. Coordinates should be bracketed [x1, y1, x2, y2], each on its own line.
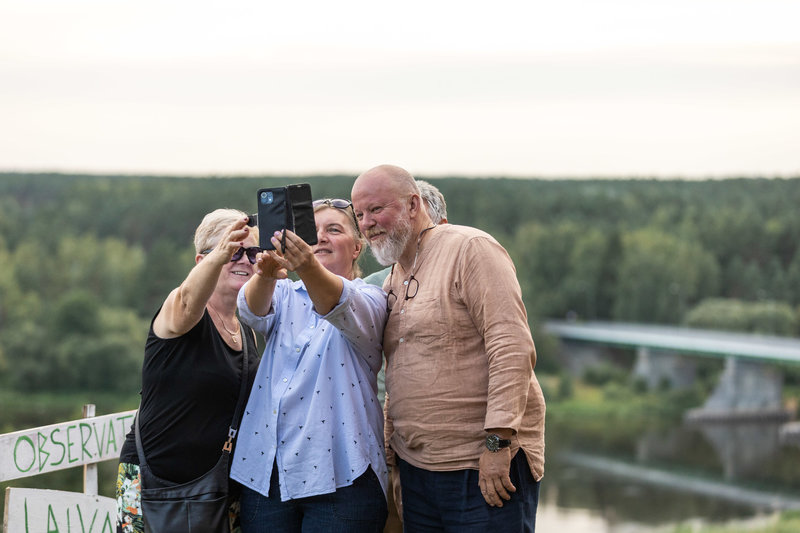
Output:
[256, 184, 318, 251]
[287, 183, 318, 247]
[257, 187, 290, 250]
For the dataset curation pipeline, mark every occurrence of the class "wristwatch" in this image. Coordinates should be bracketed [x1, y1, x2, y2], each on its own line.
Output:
[485, 433, 511, 452]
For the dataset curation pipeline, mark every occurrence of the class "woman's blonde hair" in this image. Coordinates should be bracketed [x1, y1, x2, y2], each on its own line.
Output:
[194, 208, 253, 253]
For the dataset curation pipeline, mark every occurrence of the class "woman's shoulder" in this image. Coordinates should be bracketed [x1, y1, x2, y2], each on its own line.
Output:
[351, 276, 385, 294]
[345, 278, 387, 312]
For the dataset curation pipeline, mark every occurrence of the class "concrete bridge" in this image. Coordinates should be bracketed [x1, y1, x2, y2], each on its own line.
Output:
[543, 320, 800, 423]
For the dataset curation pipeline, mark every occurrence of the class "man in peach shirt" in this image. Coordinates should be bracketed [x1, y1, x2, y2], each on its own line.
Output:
[352, 164, 545, 532]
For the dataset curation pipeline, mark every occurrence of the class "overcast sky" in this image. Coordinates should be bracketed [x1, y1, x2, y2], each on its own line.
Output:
[1, 0, 798, 178]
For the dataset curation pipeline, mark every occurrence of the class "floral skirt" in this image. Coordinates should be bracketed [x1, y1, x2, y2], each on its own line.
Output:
[116, 462, 241, 533]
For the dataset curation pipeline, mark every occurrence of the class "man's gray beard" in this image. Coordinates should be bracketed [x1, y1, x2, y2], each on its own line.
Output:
[370, 218, 413, 266]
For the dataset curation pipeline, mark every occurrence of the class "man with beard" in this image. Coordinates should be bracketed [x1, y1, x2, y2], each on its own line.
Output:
[364, 178, 448, 533]
[351, 165, 546, 532]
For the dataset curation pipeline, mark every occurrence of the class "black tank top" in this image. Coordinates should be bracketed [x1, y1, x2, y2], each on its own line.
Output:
[120, 309, 258, 483]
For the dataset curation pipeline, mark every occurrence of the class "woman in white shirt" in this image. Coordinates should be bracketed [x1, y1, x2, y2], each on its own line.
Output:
[231, 199, 388, 533]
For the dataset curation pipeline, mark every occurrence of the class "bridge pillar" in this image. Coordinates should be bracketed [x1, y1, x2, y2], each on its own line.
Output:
[690, 421, 783, 481]
[631, 347, 696, 390]
[779, 422, 800, 447]
[686, 356, 789, 422]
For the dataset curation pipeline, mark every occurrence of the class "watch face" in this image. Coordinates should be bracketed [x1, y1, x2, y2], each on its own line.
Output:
[486, 433, 510, 452]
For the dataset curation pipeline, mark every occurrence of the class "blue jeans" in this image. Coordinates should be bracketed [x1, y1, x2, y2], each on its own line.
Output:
[397, 452, 540, 533]
[239, 462, 387, 533]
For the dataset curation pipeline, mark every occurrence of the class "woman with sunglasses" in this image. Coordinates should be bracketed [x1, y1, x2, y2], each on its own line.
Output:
[231, 199, 389, 533]
[116, 208, 262, 533]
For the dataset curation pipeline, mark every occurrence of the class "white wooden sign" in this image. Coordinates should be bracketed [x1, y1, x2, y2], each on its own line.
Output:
[3, 487, 116, 533]
[0, 410, 136, 483]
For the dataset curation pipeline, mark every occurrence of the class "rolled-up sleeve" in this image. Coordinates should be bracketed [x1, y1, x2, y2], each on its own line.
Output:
[237, 281, 280, 335]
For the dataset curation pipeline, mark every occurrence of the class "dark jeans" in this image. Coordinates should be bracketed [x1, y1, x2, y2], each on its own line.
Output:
[239, 462, 387, 533]
[397, 452, 540, 533]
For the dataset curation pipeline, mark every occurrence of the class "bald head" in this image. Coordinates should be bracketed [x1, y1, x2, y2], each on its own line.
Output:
[351, 164, 432, 268]
[352, 164, 419, 199]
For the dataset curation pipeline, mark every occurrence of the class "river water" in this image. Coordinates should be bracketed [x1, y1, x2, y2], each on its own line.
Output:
[538, 417, 800, 532]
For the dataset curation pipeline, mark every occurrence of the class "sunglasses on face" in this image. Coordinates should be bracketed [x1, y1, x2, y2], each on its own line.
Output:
[313, 198, 361, 235]
[201, 246, 261, 264]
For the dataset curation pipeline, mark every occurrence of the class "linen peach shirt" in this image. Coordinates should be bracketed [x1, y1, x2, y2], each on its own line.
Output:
[382, 224, 545, 480]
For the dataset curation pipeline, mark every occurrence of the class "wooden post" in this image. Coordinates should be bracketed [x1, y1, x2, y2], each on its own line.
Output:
[82, 404, 98, 495]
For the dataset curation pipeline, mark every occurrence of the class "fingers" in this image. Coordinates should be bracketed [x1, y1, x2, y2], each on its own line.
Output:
[265, 250, 283, 263]
[267, 251, 290, 275]
[494, 475, 514, 501]
[254, 252, 281, 278]
[201, 217, 250, 265]
[479, 481, 493, 506]
[479, 480, 500, 507]
[270, 230, 287, 253]
[270, 230, 313, 271]
[276, 229, 307, 252]
[225, 217, 251, 243]
[501, 474, 517, 497]
[231, 216, 250, 232]
[478, 448, 516, 507]
[479, 477, 513, 507]
[219, 217, 251, 257]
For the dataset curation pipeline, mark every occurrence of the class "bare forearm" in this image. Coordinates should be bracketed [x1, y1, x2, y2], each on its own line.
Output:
[178, 255, 225, 309]
[296, 261, 344, 315]
[162, 257, 226, 334]
[245, 275, 278, 316]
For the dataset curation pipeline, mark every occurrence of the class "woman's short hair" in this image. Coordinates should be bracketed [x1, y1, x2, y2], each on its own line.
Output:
[194, 208, 250, 254]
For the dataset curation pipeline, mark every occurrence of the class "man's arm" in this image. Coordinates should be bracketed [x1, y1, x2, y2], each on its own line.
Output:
[458, 235, 536, 507]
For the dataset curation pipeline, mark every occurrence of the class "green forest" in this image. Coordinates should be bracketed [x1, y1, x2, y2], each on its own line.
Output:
[2, 173, 800, 396]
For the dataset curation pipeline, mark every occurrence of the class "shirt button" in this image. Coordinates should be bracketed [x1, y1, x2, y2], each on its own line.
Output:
[283, 378, 288, 383]
[273, 410, 277, 414]
[400, 309, 405, 314]
[310, 325, 315, 329]
[295, 347, 300, 353]
[399, 338, 404, 343]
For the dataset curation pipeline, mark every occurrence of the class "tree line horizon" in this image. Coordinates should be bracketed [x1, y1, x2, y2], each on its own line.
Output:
[1, 172, 799, 393]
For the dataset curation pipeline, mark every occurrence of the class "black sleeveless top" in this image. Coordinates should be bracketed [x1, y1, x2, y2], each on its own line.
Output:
[120, 309, 259, 483]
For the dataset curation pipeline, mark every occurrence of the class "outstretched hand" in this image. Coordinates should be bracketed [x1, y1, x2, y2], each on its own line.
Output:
[267, 229, 342, 315]
[254, 248, 288, 281]
[204, 217, 251, 265]
[268, 230, 317, 274]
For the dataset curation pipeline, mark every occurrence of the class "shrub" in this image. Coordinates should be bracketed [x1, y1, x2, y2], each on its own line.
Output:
[685, 298, 798, 335]
[583, 362, 628, 386]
